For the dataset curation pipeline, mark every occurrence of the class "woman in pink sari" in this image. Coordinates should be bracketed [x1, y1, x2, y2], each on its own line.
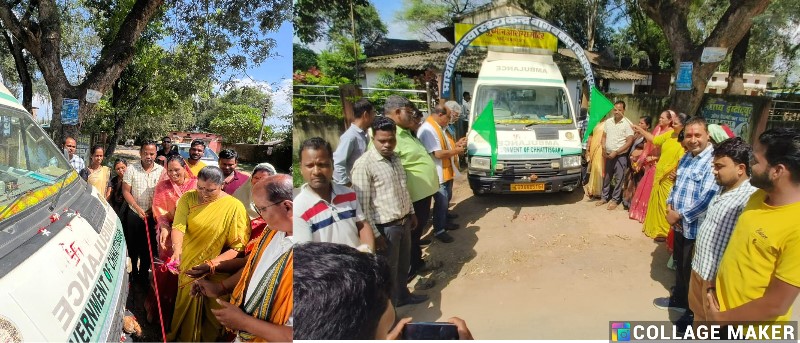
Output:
[629, 110, 673, 222]
[145, 155, 197, 327]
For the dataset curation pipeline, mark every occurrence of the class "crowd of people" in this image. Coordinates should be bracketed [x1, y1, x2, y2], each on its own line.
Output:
[581, 104, 800, 333]
[62, 136, 294, 341]
[293, 95, 474, 339]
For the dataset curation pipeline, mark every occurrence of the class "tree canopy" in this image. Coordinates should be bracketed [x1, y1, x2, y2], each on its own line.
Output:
[294, 0, 387, 46]
[0, 0, 291, 143]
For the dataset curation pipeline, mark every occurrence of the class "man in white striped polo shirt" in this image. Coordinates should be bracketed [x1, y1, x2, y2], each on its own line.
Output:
[688, 137, 756, 322]
[293, 137, 375, 252]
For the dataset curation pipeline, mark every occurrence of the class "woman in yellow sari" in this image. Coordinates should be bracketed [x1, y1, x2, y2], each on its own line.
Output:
[633, 111, 688, 240]
[168, 166, 251, 342]
[80, 145, 112, 198]
[584, 118, 607, 199]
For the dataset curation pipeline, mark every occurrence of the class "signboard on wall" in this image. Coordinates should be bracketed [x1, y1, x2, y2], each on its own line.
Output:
[454, 23, 558, 51]
[700, 97, 753, 140]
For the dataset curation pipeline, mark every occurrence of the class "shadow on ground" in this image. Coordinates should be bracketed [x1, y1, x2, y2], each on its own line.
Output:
[396, 182, 584, 321]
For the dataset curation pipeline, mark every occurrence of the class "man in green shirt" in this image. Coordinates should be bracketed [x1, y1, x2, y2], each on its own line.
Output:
[384, 95, 440, 278]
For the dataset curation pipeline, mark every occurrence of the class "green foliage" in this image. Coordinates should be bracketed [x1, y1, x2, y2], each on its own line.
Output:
[367, 71, 419, 111]
[294, 44, 319, 72]
[292, 159, 303, 188]
[209, 103, 267, 143]
[615, 0, 672, 70]
[293, 69, 351, 119]
[221, 86, 271, 108]
[743, 0, 799, 85]
[515, 0, 613, 51]
[397, 0, 486, 40]
[294, 0, 387, 46]
[318, 36, 366, 81]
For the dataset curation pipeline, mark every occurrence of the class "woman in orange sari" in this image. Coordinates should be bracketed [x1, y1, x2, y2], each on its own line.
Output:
[629, 110, 673, 222]
[146, 155, 197, 326]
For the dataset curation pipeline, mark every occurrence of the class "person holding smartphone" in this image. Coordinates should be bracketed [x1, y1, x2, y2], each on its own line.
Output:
[294, 242, 473, 340]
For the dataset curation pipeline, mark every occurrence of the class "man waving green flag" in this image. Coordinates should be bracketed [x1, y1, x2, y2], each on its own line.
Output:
[471, 100, 498, 175]
[583, 86, 615, 143]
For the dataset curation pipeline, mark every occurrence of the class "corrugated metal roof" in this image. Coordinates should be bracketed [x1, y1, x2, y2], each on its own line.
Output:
[363, 48, 648, 81]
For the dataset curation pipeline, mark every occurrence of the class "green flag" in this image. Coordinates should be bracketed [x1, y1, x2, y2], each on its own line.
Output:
[472, 100, 498, 175]
[583, 86, 615, 143]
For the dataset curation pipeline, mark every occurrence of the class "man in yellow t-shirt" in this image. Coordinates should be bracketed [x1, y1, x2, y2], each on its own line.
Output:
[187, 139, 207, 176]
[708, 128, 800, 324]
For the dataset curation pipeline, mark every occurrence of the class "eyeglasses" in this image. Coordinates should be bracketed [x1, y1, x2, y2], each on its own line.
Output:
[252, 200, 282, 216]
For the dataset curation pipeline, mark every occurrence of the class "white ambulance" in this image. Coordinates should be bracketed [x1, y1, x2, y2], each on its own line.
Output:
[0, 84, 128, 342]
[467, 51, 583, 195]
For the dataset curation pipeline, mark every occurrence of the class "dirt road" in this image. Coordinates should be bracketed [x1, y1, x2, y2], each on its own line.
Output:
[399, 174, 800, 339]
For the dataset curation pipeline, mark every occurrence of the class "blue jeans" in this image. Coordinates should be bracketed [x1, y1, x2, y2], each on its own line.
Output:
[432, 180, 453, 235]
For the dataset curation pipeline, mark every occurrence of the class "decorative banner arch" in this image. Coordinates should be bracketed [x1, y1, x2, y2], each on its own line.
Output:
[441, 15, 596, 99]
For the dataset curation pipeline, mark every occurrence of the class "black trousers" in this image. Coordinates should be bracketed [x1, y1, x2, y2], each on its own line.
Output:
[123, 208, 157, 277]
[673, 230, 695, 310]
[602, 154, 629, 203]
[410, 196, 432, 274]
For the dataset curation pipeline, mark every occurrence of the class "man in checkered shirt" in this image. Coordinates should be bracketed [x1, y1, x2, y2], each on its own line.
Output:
[351, 116, 427, 307]
[686, 137, 756, 323]
[653, 117, 719, 331]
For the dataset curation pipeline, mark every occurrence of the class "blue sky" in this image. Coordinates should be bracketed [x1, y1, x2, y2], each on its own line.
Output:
[374, 0, 407, 39]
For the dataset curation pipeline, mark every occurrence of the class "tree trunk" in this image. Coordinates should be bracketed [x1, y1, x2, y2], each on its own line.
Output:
[106, 80, 123, 158]
[2, 30, 32, 111]
[49, 85, 84, 145]
[638, 0, 771, 116]
[586, 0, 599, 51]
[0, 0, 165, 142]
[724, 29, 750, 95]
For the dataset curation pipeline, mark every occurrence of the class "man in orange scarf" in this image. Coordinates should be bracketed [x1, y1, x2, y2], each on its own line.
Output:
[417, 105, 467, 243]
[191, 174, 294, 341]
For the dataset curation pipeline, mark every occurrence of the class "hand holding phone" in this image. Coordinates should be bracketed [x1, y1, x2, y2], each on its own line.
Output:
[403, 322, 459, 340]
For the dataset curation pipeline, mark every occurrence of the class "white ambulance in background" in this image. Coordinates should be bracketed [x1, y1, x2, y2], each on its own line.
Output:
[467, 50, 583, 195]
[0, 84, 128, 342]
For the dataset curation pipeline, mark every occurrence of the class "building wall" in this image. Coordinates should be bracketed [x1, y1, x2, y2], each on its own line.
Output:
[608, 80, 635, 94]
[293, 114, 345, 157]
[706, 72, 774, 95]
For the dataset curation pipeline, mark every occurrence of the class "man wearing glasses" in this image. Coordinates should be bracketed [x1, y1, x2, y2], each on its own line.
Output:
[157, 136, 180, 159]
[384, 95, 440, 280]
[191, 174, 294, 341]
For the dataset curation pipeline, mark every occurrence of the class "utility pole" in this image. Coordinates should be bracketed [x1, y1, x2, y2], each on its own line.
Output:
[257, 98, 271, 144]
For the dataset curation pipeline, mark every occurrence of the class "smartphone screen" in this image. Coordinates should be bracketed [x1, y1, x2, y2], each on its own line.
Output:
[403, 322, 459, 340]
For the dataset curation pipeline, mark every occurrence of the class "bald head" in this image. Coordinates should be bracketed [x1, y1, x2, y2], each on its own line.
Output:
[253, 174, 293, 234]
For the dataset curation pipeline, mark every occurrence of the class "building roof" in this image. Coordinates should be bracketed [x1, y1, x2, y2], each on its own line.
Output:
[363, 46, 647, 81]
[364, 39, 453, 58]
